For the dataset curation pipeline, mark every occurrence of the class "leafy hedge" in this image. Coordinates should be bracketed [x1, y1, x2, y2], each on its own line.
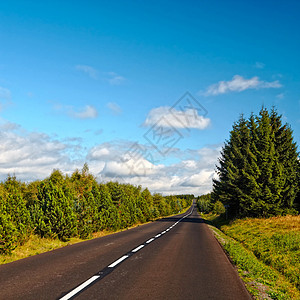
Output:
[0, 167, 191, 254]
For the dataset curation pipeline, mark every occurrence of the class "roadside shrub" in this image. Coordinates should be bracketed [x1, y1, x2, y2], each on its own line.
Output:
[213, 200, 226, 214]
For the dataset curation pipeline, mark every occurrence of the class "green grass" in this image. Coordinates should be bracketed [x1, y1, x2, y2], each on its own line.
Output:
[0, 234, 84, 264]
[204, 214, 300, 299]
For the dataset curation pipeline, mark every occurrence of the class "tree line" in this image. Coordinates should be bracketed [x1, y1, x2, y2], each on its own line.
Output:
[212, 107, 300, 218]
[0, 165, 192, 254]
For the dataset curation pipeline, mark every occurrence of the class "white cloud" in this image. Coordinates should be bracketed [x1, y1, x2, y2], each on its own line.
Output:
[102, 158, 160, 177]
[88, 141, 221, 196]
[52, 102, 98, 119]
[0, 120, 82, 181]
[107, 72, 125, 85]
[0, 117, 221, 196]
[75, 66, 125, 85]
[180, 169, 215, 187]
[87, 141, 162, 179]
[89, 146, 110, 159]
[0, 120, 20, 131]
[75, 65, 98, 79]
[205, 75, 282, 96]
[107, 102, 122, 115]
[143, 106, 211, 130]
[71, 105, 98, 119]
[276, 93, 285, 99]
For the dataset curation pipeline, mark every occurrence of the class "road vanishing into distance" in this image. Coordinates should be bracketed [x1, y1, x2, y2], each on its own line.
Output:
[0, 203, 251, 300]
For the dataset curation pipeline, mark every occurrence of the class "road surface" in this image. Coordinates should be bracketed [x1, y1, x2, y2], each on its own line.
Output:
[0, 203, 251, 299]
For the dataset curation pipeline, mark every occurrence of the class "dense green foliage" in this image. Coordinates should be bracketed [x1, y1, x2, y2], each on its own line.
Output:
[196, 193, 226, 215]
[212, 107, 299, 218]
[196, 193, 212, 213]
[0, 167, 191, 254]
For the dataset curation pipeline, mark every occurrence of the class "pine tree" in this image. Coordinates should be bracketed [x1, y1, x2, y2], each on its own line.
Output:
[212, 107, 299, 217]
[270, 108, 299, 212]
[212, 115, 252, 216]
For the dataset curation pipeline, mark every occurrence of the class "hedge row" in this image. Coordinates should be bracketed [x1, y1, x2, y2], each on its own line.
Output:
[0, 166, 191, 254]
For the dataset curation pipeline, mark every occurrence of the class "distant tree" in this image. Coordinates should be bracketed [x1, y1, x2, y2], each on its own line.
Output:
[197, 194, 212, 213]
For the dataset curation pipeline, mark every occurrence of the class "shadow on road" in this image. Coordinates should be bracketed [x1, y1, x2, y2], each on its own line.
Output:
[157, 216, 210, 224]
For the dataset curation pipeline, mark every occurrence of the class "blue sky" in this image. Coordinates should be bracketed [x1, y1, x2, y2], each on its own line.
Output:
[0, 0, 299, 195]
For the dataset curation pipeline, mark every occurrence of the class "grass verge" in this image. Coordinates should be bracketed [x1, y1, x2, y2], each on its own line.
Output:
[203, 214, 300, 299]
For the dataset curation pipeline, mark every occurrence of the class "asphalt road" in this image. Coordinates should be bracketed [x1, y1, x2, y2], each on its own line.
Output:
[0, 203, 251, 300]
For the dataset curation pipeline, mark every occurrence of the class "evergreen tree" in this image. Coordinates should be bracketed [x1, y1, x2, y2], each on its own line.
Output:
[0, 184, 18, 254]
[212, 107, 299, 217]
[3, 176, 32, 243]
[139, 188, 153, 221]
[36, 171, 77, 240]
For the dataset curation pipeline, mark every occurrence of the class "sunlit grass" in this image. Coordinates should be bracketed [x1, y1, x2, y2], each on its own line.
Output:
[222, 215, 300, 290]
[0, 235, 84, 264]
[205, 214, 300, 299]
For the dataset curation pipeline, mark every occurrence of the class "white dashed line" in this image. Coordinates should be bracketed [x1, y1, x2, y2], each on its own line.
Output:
[59, 205, 195, 300]
[108, 255, 129, 268]
[132, 245, 144, 253]
[60, 275, 100, 300]
[146, 238, 155, 244]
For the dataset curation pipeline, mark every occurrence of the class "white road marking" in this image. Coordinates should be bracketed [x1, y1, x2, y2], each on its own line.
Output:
[132, 245, 144, 253]
[59, 206, 195, 299]
[108, 255, 129, 268]
[146, 238, 154, 244]
[59, 275, 100, 300]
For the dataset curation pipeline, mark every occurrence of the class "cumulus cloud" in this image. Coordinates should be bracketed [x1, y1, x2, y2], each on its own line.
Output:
[75, 65, 98, 79]
[0, 116, 221, 196]
[0, 120, 82, 181]
[107, 102, 122, 115]
[143, 106, 211, 130]
[180, 169, 215, 187]
[205, 75, 282, 96]
[70, 105, 98, 119]
[87, 141, 221, 196]
[53, 103, 98, 119]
